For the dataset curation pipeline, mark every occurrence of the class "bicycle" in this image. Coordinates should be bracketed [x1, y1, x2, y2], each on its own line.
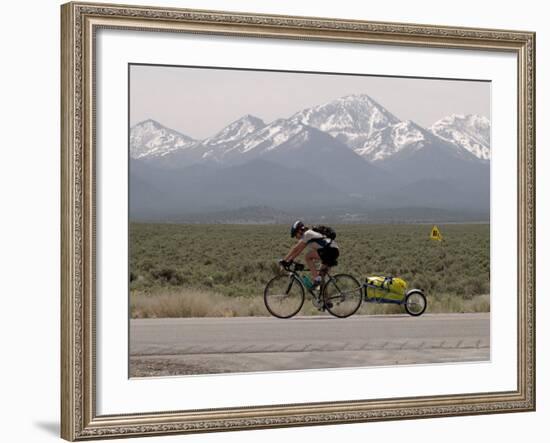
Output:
[263, 261, 363, 319]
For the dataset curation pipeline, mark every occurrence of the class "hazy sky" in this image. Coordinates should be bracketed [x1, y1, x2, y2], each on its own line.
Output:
[130, 64, 490, 140]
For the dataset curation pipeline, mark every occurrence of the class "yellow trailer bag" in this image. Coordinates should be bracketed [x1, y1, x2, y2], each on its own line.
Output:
[366, 276, 408, 301]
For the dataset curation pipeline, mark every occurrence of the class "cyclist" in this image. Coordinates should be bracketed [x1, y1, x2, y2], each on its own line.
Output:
[280, 220, 339, 289]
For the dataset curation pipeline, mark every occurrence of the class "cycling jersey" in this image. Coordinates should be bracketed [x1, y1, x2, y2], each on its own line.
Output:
[300, 229, 339, 251]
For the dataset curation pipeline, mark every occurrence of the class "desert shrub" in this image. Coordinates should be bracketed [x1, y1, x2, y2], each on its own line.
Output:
[129, 223, 490, 310]
[150, 267, 184, 285]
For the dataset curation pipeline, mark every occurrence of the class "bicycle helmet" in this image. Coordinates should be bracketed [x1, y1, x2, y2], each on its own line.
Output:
[290, 220, 305, 238]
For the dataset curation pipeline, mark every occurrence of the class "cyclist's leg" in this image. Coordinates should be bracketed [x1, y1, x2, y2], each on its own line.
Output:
[305, 249, 320, 279]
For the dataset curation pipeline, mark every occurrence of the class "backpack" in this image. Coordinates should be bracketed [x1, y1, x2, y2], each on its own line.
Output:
[311, 225, 336, 241]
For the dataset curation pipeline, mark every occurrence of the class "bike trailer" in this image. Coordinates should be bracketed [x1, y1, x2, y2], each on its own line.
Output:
[365, 276, 408, 301]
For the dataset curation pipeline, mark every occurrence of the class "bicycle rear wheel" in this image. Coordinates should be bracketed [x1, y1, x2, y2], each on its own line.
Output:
[264, 275, 305, 319]
[322, 274, 363, 318]
[404, 290, 427, 316]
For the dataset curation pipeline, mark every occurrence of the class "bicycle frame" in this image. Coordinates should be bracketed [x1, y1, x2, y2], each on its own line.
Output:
[285, 269, 327, 302]
[288, 268, 361, 306]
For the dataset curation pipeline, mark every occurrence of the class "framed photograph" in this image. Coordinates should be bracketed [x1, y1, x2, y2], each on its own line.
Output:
[61, 1, 536, 440]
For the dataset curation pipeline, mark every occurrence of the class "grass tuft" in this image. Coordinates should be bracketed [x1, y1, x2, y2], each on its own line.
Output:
[130, 289, 489, 318]
[131, 288, 267, 318]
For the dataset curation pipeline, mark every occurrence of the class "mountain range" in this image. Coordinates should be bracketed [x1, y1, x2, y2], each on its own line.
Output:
[129, 94, 490, 222]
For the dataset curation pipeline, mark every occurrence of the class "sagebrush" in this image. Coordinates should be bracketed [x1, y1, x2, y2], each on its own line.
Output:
[129, 223, 489, 317]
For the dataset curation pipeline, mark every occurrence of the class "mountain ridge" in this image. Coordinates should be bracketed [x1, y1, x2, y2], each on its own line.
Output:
[130, 95, 490, 164]
[129, 93, 490, 221]
[130, 119, 197, 159]
[430, 114, 490, 160]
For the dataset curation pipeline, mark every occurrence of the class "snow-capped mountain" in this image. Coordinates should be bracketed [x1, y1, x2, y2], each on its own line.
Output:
[197, 116, 301, 163]
[290, 94, 401, 150]
[130, 119, 196, 159]
[202, 114, 265, 150]
[130, 100, 490, 167]
[430, 114, 490, 160]
[355, 120, 425, 162]
[182, 114, 267, 164]
[215, 118, 316, 161]
[187, 117, 349, 164]
[129, 95, 491, 219]
[356, 120, 478, 163]
[189, 116, 387, 193]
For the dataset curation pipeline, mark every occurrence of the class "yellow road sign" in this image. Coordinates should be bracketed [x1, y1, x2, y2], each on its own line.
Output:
[430, 225, 443, 241]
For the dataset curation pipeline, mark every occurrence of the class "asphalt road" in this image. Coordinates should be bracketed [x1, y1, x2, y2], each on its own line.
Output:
[129, 313, 490, 377]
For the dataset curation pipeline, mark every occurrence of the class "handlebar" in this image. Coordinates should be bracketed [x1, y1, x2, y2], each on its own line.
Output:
[279, 260, 305, 272]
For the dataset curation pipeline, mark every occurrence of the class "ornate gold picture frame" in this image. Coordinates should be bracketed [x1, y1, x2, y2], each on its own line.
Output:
[61, 2, 535, 440]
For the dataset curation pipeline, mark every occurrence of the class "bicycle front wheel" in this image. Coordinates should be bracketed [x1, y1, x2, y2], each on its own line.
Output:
[264, 275, 305, 319]
[322, 274, 363, 318]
